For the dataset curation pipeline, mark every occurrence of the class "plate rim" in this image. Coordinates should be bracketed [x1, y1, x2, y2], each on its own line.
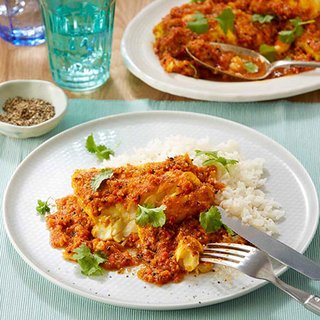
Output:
[121, 0, 320, 102]
[2, 110, 319, 310]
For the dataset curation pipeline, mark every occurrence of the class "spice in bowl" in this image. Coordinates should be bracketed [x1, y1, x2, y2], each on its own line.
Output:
[0, 96, 55, 126]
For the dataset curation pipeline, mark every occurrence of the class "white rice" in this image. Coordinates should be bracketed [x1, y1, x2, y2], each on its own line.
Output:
[104, 135, 284, 235]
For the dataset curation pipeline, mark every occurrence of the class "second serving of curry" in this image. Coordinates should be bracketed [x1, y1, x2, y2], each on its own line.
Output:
[153, 0, 320, 81]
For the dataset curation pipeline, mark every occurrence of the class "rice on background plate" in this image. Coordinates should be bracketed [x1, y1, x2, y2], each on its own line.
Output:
[104, 135, 285, 235]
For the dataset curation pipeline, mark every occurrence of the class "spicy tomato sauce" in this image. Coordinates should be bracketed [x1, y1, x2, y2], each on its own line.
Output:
[153, 0, 319, 81]
[47, 197, 245, 285]
[46, 154, 247, 285]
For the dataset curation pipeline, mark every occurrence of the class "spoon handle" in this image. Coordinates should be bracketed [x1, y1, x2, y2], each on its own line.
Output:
[271, 60, 320, 70]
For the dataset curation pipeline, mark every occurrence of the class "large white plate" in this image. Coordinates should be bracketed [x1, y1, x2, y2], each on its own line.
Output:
[121, 0, 320, 102]
[3, 111, 319, 310]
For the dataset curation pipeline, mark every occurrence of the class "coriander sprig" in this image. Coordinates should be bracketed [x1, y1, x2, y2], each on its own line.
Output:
[259, 44, 277, 62]
[36, 199, 51, 216]
[73, 243, 107, 276]
[215, 7, 235, 35]
[279, 18, 314, 44]
[244, 61, 259, 73]
[195, 150, 238, 174]
[91, 169, 113, 192]
[85, 134, 114, 161]
[136, 204, 167, 228]
[199, 206, 234, 235]
[252, 14, 275, 24]
[187, 12, 209, 34]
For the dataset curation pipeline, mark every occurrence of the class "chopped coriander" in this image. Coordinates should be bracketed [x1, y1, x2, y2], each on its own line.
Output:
[36, 199, 51, 216]
[278, 29, 296, 44]
[279, 18, 314, 44]
[252, 14, 275, 24]
[190, 0, 206, 2]
[91, 169, 113, 192]
[200, 206, 234, 235]
[259, 44, 277, 62]
[195, 150, 238, 174]
[244, 61, 259, 73]
[73, 243, 107, 276]
[224, 224, 235, 236]
[85, 134, 97, 153]
[200, 206, 222, 233]
[187, 12, 209, 34]
[215, 8, 234, 35]
[136, 204, 167, 228]
[85, 134, 114, 161]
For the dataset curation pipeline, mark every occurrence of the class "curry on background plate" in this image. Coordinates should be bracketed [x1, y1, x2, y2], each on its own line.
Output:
[153, 0, 320, 80]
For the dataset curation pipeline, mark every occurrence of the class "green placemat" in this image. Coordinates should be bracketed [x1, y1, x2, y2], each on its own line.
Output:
[1, 99, 320, 320]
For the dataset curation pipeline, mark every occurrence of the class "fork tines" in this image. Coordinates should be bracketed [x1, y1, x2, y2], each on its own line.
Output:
[201, 243, 256, 267]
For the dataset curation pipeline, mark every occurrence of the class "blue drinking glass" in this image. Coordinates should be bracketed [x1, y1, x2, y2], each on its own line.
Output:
[0, 0, 45, 46]
[39, 0, 116, 92]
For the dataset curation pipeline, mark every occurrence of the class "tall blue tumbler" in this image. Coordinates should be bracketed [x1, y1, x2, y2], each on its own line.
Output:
[0, 0, 45, 46]
[40, 0, 116, 91]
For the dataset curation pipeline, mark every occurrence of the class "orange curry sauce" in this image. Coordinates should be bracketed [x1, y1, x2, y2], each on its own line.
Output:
[46, 155, 247, 285]
[153, 0, 320, 81]
[187, 39, 267, 79]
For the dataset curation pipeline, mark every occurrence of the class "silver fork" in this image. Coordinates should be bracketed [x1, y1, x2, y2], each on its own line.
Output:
[201, 243, 320, 315]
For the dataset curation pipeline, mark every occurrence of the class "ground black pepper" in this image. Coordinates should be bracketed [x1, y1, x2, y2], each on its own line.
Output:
[0, 96, 55, 126]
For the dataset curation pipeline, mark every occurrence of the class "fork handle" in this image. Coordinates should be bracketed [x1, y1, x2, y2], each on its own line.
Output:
[272, 277, 320, 315]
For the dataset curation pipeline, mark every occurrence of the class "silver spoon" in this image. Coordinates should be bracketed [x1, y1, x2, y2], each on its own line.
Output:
[186, 42, 320, 80]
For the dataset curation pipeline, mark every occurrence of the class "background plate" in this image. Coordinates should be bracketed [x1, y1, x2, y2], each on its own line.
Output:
[121, 0, 320, 102]
[3, 111, 319, 310]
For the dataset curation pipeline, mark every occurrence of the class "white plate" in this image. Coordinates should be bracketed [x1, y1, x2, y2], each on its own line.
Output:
[121, 0, 320, 102]
[3, 111, 319, 310]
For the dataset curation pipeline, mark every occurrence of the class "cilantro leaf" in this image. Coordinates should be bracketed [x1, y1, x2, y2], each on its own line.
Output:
[91, 169, 113, 192]
[200, 206, 223, 233]
[200, 206, 234, 235]
[73, 243, 107, 276]
[190, 0, 206, 2]
[36, 199, 51, 216]
[85, 134, 96, 153]
[136, 204, 167, 228]
[195, 150, 238, 174]
[73, 243, 91, 259]
[244, 61, 259, 73]
[224, 224, 235, 236]
[85, 134, 114, 161]
[278, 29, 296, 44]
[215, 8, 235, 35]
[252, 14, 275, 24]
[290, 18, 311, 37]
[279, 18, 314, 44]
[187, 12, 209, 34]
[259, 44, 277, 62]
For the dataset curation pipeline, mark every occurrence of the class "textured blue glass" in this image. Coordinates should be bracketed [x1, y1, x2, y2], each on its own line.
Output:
[0, 0, 45, 46]
[40, 0, 116, 92]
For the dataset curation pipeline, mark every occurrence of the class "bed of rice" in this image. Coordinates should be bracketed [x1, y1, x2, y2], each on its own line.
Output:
[104, 135, 284, 235]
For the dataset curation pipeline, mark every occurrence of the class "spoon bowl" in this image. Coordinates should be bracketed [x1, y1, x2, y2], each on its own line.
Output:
[186, 42, 320, 81]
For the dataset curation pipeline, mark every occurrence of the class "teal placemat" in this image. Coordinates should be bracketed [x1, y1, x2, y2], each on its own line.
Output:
[1, 99, 320, 320]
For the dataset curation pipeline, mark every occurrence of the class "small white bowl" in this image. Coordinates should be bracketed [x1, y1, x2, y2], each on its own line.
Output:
[0, 80, 68, 139]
